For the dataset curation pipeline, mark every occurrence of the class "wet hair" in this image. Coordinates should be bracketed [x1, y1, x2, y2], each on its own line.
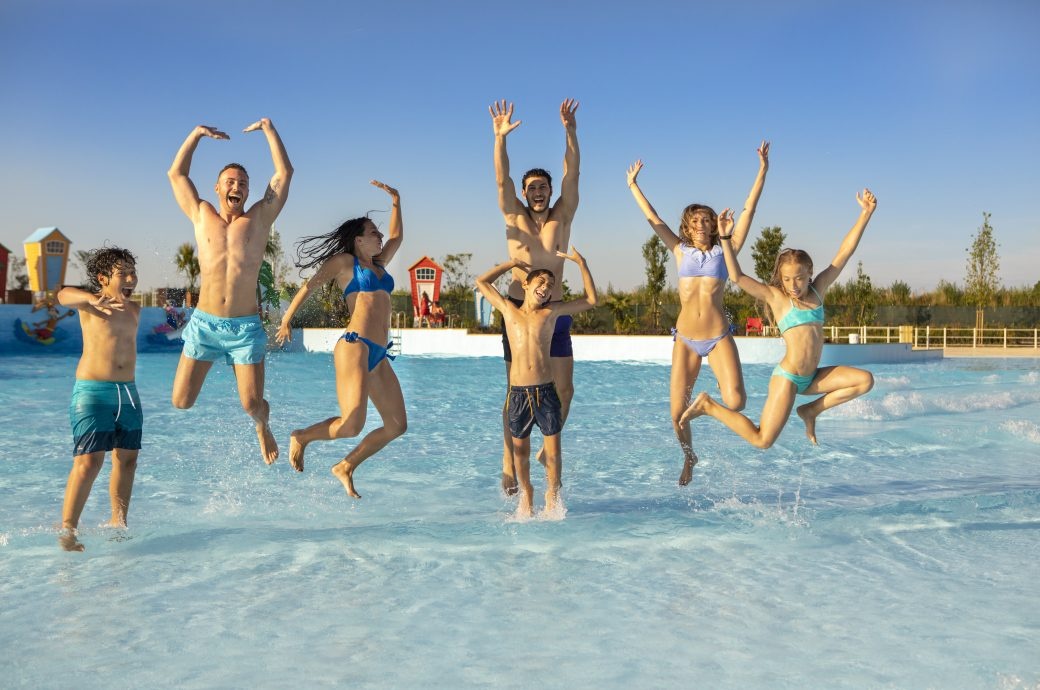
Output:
[521, 168, 552, 191]
[678, 204, 719, 246]
[218, 162, 248, 179]
[294, 217, 375, 271]
[769, 248, 814, 289]
[85, 247, 137, 293]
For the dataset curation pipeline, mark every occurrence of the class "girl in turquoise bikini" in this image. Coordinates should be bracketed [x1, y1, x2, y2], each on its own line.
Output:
[276, 181, 406, 498]
[681, 189, 877, 447]
[627, 142, 769, 484]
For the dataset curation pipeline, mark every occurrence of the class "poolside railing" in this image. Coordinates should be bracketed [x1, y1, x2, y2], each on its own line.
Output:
[755, 325, 1039, 349]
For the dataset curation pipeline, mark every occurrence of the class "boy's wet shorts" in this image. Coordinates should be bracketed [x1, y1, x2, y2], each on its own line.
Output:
[501, 296, 573, 362]
[69, 380, 143, 456]
[506, 382, 563, 440]
[182, 308, 267, 365]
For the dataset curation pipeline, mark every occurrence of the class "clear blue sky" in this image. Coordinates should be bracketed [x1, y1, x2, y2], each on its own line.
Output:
[2, 0, 1038, 294]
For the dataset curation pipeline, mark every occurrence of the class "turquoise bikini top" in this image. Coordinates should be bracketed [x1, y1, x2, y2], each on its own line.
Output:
[678, 243, 728, 281]
[777, 285, 824, 334]
[343, 255, 394, 297]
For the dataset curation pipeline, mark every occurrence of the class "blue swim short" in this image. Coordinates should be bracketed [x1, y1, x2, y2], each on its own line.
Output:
[506, 382, 563, 440]
[501, 296, 573, 362]
[69, 380, 143, 456]
[181, 308, 267, 365]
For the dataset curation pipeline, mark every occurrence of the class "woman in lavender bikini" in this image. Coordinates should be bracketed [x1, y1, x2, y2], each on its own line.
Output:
[626, 142, 768, 484]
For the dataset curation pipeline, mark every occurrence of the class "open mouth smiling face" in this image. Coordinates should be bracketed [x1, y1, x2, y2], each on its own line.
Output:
[217, 170, 249, 212]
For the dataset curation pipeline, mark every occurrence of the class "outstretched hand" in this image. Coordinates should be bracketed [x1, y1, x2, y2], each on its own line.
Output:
[717, 208, 735, 236]
[857, 188, 877, 211]
[556, 246, 586, 265]
[371, 179, 400, 200]
[90, 294, 126, 316]
[560, 98, 579, 129]
[627, 159, 644, 187]
[196, 125, 229, 140]
[757, 140, 770, 167]
[275, 321, 292, 347]
[489, 100, 521, 137]
[243, 118, 272, 133]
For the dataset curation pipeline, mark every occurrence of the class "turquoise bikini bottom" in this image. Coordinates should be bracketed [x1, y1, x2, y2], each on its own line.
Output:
[772, 364, 816, 394]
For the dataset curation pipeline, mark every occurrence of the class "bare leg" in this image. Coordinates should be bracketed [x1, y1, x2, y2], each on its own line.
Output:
[541, 433, 563, 515]
[796, 366, 875, 444]
[233, 361, 278, 465]
[683, 375, 799, 449]
[108, 449, 138, 527]
[171, 354, 214, 409]
[331, 359, 407, 499]
[291, 338, 370, 472]
[670, 340, 706, 485]
[60, 452, 105, 551]
[536, 356, 574, 468]
[501, 360, 518, 495]
[511, 436, 533, 517]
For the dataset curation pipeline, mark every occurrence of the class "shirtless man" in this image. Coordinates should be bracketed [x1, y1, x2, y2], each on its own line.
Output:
[167, 119, 293, 464]
[488, 98, 580, 494]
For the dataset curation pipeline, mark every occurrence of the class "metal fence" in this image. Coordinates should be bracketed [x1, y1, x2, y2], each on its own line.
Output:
[754, 325, 1040, 349]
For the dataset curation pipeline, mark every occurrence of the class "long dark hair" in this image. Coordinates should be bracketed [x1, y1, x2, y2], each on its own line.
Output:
[294, 217, 375, 271]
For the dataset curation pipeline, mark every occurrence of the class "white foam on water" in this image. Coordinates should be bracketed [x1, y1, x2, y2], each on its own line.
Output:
[1000, 420, 1040, 444]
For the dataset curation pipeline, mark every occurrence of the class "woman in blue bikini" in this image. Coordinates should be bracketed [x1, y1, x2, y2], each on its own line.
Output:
[680, 189, 877, 447]
[626, 142, 769, 484]
[275, 180, 406, 498]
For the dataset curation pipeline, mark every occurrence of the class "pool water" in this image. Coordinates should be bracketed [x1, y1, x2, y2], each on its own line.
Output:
[1, 352, 1038, 688]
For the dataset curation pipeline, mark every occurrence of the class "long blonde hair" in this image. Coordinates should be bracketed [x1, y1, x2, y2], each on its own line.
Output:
[769, 249, 814, 289]
[678, 204, 718, 246]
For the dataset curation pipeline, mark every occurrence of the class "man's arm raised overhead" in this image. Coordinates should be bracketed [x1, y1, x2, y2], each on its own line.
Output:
[244, 118, 294, 223]
[554, 98, 580, 220]
[168, 125, 228, 223]
[489, 100, 526, 216]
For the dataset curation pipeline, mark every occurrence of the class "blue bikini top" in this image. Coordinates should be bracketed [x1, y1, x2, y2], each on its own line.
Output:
[777, 285, 825, 334]
[678, 243, 728, 281]
[343, 255, 394, 297]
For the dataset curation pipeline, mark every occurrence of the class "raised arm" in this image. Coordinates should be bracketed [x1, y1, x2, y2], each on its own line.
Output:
[554, 246, 598, 315]
[812, 189, 878, 293]
[475, 258, 524, 313]
[371, 180, 403, 264]
[730, 141, 770, 254]
[554, 98, 580, 219]
[489, 101, 525, 215]
[275, 254, 348, 345]
[244, 118, 293, 223]
[627, 160, 680, 251]
[718, 209, 773, 302]
[57, 286, 124, 316]
[168, 125, 229, 222]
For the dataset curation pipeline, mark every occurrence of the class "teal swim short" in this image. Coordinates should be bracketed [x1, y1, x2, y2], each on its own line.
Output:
[69, 380, 144, 456]
[182, 308, 267, 365]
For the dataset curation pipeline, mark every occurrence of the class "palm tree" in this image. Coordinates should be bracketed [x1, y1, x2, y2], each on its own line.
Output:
[175, 243, 200, 306]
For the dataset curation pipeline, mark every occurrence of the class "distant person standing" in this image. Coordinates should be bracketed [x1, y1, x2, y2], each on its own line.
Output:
[167, 119, 293, 465]
[488, 98, 580, 495]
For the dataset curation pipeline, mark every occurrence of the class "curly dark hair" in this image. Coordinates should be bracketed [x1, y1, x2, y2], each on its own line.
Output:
[85, 247, 137, 292]
[521, 168, 552, 191]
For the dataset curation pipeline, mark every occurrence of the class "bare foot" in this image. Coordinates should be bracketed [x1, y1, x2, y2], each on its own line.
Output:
[257, 423, 279, 465]
[107, 517, 127, 528]
[331, 460, 361, 499]
[288, 432, 306, 472]
[59, 528, 85, 552]
[501, 473, 519, 496]
[797, 404, 819, 445]
[517, 490, 534, 518]
[679, 392, 712, 426]
[679, 453, 699, 486]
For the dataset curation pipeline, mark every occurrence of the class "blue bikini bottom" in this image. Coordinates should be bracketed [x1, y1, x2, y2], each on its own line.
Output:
[341, 331, 396, 371]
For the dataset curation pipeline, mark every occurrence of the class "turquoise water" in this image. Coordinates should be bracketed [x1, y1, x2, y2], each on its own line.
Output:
[1, 352, 1039, 688]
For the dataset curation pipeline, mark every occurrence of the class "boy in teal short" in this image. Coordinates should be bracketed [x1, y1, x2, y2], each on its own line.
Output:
[475, 247, 597, 517]
[56, 247, 142, 551]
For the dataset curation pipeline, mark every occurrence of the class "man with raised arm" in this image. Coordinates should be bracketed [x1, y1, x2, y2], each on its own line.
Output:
[488, 99, 580, 495]
[167, 119, 293, 465]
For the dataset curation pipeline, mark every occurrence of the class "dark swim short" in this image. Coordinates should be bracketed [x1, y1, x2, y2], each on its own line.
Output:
[501, 296, 573, 362]
[506, 382, 563, 440]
